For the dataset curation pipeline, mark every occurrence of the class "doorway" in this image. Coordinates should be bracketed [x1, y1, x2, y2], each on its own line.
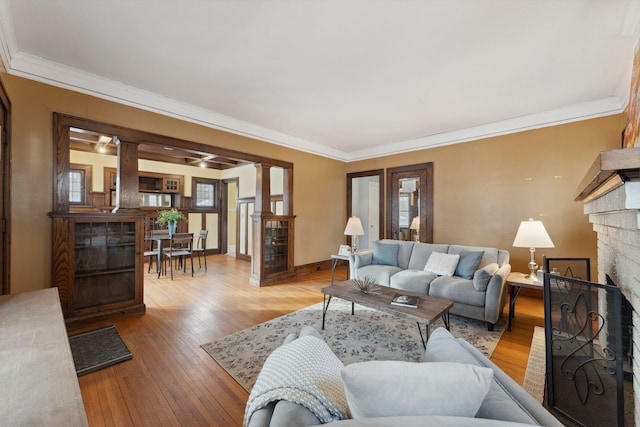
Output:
[386, 163, 433, 243]
[221, 178, 238, 256]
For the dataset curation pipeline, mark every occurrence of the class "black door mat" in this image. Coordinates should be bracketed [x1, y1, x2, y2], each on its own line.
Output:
[69, 325, 132, 376]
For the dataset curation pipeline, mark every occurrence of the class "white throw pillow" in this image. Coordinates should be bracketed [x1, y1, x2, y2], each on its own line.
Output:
[341, 361, 493, 419]
[424, 252, 460, 276]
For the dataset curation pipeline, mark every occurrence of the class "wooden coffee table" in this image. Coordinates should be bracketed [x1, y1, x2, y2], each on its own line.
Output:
[321, 280, 454, 348]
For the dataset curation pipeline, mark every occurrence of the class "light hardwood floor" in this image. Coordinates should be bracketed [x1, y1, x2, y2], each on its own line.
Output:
[73, 255, 544, 426]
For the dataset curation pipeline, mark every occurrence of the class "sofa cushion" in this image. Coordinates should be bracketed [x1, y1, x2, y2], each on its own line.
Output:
[425, 328, 545, 426]
[372, 241, 399, 266]
[356, 265, 403, 286]
[390, 269, 438, 294]
[424, 252, 460, 276]
[325, 416, 540, 426]
[448, 245, 499, 268]
[341, 360, 493, 419]
[407, 243, 449, 270]
[430, 276, 485, 306]
[377, 239, 416, 269]
[473, 263, 500, 292]
[455, 250, 485, 279]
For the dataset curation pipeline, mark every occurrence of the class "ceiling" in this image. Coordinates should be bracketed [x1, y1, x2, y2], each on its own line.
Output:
[1, 1, 639, 162]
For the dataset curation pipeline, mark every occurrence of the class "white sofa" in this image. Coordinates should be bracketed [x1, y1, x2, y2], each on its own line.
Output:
[350, 240, 511, 330]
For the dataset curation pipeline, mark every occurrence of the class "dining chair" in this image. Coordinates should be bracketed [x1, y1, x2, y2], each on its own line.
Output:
[163, 232, 194, 279]
[192, 230, 209, 271]
[144, 230, 170, 274]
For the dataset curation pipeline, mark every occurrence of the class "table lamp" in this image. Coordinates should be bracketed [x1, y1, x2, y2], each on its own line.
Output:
[409, 216, 420, 242]
[512, 218, 554, 280]
[344, 216, 365, 253]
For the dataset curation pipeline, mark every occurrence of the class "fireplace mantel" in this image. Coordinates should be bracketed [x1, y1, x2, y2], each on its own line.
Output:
[575, 147, 640, 203]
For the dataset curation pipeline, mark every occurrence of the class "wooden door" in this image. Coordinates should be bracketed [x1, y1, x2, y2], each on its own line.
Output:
[0, 82, 9, 295]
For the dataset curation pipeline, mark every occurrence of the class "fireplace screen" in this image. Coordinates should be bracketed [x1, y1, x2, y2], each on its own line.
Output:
[544, 273, 627, 426]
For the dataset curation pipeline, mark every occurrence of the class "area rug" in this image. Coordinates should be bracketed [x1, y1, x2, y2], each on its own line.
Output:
[201, 299, 506, 391]
[68, 325, 132, 376]
[523, 326, 546, 403]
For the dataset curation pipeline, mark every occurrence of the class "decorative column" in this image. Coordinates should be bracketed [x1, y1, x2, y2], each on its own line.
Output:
[250, 163, 273, 285]
[112, 137, 140, 212]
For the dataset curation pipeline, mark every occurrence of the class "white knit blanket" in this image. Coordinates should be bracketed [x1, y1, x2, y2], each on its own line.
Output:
[243, 335, 349, 426]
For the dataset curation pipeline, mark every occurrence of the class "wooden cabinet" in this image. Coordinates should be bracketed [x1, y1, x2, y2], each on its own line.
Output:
[51, 212, 146, 328]
[250, 215, 294, 285]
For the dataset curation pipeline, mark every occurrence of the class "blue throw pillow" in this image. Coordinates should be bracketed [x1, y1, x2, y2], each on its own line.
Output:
[372, 242, 399, 266]
[454, 250, 484, 279]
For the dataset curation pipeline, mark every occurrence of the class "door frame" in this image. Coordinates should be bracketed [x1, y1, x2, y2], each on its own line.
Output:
[0, 79, 10, 295]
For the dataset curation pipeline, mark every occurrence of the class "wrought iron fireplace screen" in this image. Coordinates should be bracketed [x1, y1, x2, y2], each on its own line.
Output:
[543, 273, 628, 426]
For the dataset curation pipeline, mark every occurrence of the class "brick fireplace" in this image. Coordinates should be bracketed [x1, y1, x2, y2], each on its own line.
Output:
[577, 147, 640, 425]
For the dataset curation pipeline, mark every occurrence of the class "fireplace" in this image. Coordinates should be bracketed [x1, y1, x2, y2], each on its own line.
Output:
[576, 147, 640, 426]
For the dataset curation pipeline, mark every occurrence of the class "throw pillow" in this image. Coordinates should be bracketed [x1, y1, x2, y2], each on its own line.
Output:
[372, 241, 399, 266]
[454, 250, 485, 279]
[341, 361, 493, 419]
[424, 252, 460, 276]
[473, 263, 500, 292]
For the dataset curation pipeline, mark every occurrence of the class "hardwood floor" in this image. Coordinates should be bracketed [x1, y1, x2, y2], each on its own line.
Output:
[74, 255, 544, 426]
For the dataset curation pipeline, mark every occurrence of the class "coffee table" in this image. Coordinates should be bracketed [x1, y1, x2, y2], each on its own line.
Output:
[321, 280, 454, 348]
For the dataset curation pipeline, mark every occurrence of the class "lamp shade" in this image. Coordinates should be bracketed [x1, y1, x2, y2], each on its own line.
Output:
[512, 218, 554, 248]
[409, 216, 420, 230]
[344, 216, 365, 236]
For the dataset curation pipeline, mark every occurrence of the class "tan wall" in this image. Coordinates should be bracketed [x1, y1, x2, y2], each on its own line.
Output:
[347, 115, 625, 276]
[6, 75, 347, 293]
[4, 73, 625, 293]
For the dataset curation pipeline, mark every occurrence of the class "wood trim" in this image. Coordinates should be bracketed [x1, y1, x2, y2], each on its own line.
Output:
[386, 162, 434, 243]
[346, 169, 384, 246]
[574, 147, 640, 201]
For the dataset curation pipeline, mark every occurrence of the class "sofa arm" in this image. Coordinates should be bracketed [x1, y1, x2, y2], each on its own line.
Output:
[483, 263, 511, 325]
[350, 250, 373, 278]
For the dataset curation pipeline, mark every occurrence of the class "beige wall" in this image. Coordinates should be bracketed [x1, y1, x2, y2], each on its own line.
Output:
[347, 115, 625, 276]
[7, 75, 347, 293]
[4, 73, 625, 294]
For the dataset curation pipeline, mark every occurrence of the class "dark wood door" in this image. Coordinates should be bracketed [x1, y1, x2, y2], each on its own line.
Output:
[386, 163, 434, 243]
[0, 82, 9, 295]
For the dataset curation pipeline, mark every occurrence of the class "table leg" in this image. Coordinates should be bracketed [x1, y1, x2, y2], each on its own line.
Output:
[330, 258, 339, 285]
[441, 311, 450, 331]
[508, 285, 522, 331]
[156, 241, 163, 278]
[416, 322, 428, 349]
[322, 295, 332, 330]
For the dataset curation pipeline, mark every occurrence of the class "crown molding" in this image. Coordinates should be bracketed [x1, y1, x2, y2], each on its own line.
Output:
[343, 97, 625, 162]
[9, 51, 625, 164]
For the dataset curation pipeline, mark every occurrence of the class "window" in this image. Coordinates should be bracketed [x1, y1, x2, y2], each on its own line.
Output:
[69, 164, 92, 205]
[193, 178, 219, 209]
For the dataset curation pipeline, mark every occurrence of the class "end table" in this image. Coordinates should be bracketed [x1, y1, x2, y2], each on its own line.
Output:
[506, 272, 543, 331]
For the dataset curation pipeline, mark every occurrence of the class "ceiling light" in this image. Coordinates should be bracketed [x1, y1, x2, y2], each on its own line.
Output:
[199, 160, 207, 168]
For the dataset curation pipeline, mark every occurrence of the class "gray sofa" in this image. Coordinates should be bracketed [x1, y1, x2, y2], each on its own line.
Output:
[245, 326, 562, 427]
[350, 239, 511, 330]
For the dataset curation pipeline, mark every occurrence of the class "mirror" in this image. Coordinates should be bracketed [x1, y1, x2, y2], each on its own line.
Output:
[387, 163, 433, 242]
[347, 170, 384, 251]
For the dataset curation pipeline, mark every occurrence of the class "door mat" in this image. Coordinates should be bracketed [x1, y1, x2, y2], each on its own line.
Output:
[69, 325, 132, 376]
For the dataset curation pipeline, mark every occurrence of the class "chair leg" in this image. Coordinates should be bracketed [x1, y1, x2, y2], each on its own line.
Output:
[203, 252, 207, 272]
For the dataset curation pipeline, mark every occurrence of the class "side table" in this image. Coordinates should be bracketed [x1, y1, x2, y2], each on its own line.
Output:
[506, 272, 543, 331]
[330, 254, 350, 285]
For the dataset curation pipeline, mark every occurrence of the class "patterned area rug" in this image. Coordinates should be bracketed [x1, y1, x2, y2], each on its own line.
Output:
[523, 326, 546, 403]
[201, 299, 506, 391]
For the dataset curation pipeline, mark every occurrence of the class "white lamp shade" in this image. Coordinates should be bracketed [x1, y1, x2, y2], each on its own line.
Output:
[344, 216, 365, 236]
[409, 216, 420, 230]
[512, 218, 555, 248]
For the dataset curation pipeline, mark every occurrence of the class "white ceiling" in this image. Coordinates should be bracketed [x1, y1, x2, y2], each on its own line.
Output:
[0, 0, 638, 161]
